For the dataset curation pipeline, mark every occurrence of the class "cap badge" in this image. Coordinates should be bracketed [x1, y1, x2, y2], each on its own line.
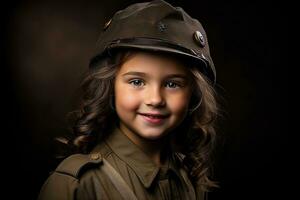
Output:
[193, 31, 205, 47]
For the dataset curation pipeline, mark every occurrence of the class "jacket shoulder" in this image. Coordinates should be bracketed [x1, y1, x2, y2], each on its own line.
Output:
[55, 153, 103, 178]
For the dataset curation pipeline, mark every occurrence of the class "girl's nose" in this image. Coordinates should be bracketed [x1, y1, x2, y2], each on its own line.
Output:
[144, 86, 166, 107]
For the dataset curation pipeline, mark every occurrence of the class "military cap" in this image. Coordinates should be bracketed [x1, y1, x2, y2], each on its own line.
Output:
[90, 0, 216, 84]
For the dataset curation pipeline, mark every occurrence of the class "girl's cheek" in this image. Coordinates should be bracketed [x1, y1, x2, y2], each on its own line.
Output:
[116, 88, 141, 111]
[169, 92, 190, 113]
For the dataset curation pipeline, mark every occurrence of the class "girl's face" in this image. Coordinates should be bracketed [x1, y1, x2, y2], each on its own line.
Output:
[114, 52, 192, 142]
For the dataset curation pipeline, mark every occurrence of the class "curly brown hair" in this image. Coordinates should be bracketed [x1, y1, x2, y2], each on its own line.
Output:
[67, 49, 219, 191]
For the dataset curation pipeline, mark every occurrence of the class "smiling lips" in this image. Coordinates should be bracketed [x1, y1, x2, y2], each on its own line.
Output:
[138, 113, 169, 125]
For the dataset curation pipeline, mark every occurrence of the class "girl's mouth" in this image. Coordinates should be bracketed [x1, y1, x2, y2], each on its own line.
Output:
[139, 113, 169, 125]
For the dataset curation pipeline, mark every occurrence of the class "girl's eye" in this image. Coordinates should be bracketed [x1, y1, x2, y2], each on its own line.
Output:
[129, 79, 145, 87]
[165, 81, 180, 89]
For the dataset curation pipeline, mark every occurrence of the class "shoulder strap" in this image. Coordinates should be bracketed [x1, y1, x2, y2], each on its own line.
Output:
[55, 153, 137, 199]
[56, 153, 103, 178]
[101, 158, 138, 200]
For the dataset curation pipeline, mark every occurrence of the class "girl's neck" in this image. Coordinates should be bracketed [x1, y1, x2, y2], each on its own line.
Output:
[119, 124, 169, 166]
[138, 137, 169, 167]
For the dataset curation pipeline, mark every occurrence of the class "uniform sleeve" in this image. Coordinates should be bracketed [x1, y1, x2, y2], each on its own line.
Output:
[38, 172, 79, 200]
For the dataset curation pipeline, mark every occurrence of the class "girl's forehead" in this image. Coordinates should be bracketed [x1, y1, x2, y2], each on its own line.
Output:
[119, 52, 189, 74]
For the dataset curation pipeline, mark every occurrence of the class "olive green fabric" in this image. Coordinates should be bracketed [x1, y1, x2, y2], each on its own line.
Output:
[90, 0, 216, 84]
[38, 128, 205, 200]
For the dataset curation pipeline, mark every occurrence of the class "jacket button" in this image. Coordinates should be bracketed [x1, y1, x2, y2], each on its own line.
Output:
[90, 153, 101, 160]
[193, 31, 205, 47]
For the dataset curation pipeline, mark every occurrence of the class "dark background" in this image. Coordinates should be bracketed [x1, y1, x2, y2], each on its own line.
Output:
[2, 0, 288, 199]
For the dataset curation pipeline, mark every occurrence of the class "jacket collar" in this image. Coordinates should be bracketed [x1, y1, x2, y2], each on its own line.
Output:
[103, 127, 183, 188]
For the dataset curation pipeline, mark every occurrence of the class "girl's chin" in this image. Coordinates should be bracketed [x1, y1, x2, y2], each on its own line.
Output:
[139, 131, 168, 140]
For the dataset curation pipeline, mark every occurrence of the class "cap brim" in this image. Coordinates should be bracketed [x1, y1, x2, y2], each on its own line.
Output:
[91, 38, 216, 84]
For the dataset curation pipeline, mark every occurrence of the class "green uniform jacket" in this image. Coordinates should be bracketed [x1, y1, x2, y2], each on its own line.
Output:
[38, 128, 205, 200]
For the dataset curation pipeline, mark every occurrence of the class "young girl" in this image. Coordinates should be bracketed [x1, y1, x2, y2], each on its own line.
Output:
[38, 0, 219, 199]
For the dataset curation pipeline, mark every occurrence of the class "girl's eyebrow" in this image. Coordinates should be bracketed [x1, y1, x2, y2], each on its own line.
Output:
[122, 71, 188, 80]
[165, 74, 188, 80]
[122, 71, 147, 77]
